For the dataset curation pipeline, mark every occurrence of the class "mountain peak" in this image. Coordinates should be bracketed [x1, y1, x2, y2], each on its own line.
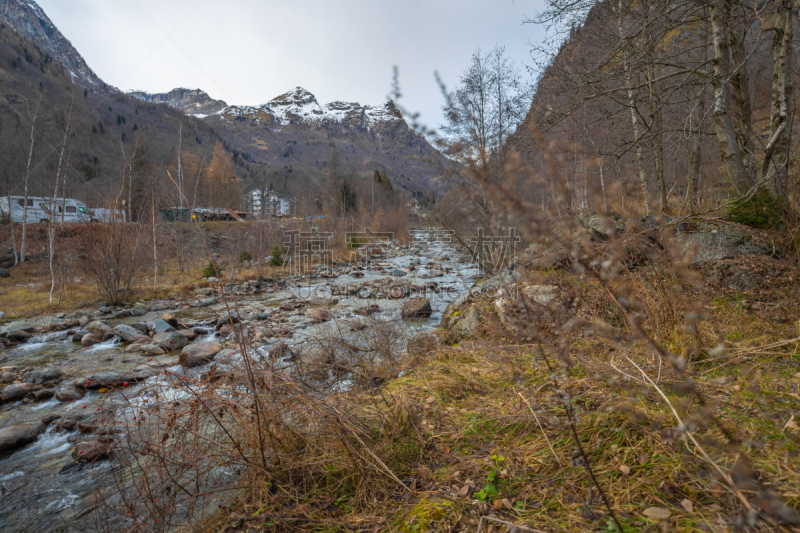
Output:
[0, 0, 102, 85]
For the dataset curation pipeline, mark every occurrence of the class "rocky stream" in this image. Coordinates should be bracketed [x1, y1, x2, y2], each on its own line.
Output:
[0, 231, 481, 532]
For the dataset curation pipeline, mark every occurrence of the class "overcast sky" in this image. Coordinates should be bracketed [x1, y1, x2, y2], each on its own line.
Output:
[36, 0, 549, 129]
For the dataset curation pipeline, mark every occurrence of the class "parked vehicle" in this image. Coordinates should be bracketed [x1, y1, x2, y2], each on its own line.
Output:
[0, 196, 95, 224]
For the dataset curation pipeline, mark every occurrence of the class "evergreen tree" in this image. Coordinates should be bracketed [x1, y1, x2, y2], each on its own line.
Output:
[339, 179, 357, 215]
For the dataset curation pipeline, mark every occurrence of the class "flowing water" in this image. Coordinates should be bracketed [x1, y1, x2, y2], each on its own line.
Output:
[0, 231, 480, 531]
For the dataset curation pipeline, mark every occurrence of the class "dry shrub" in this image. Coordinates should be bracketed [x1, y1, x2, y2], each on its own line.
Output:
[79, 221, 147, 305]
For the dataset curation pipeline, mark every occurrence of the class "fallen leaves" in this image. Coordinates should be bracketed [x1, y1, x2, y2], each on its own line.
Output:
[643, 507, 672, 520]
[619, 464, 631, 475]
[681, 499, 693, 513]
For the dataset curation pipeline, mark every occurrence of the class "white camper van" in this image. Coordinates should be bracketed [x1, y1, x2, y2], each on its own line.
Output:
[0, 197, 95, 224]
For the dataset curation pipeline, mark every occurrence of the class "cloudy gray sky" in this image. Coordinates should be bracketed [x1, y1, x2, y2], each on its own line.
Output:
[37, 0, 549, 129]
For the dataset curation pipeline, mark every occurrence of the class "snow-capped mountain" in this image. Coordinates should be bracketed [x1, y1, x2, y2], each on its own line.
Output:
[132, 86, 404, 131]
[128, 88, 228, 116]
[0, 0, 102, 85]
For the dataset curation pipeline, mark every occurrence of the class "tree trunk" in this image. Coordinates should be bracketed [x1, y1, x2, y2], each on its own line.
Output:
[709, 0, 755, 196]
[728, 8, 755, 177]
[20, 103, 39, 263]
[617, 0, 651, 213]
[763, 0, 794, 195]
[50, 101, 72, 303]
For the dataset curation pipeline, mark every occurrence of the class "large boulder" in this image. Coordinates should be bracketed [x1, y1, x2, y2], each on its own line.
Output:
[179, 342, 222, 368]
[153, 331, 189, 350]
[113, 324, 147, 344]
[0, 322, 34, 337]
[674, 220, 774, 264]
[0, 421, 47, 453]
[455, 307, 482, 337]
[402, 297, 433, 319]
[1, 382, 39, 402]
[23, 367, 65, 386]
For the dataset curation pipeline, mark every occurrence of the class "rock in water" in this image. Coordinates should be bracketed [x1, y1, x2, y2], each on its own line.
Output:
[113, 324, 147, 344]
[402, 297, 433, 319]
[179, 343, 222, 367]
[23, 367, 65, 386]
[73, 440, 112, 462]
[152, 319, 176, 333]
[161, 313, 179, 327]
[6, 330, 32, 343]
[87, 321, 113, 339]
[81, 333, 101, 346]
[153, 331, 189, 350]
[0, 421, 47, 453]
[55, 387, 85, 402]
[1, 382, 39, 402]
[141, 344, 166, 355]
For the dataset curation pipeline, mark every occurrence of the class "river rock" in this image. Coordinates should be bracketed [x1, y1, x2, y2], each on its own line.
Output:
[153, 319, 175, 334]
[81, 333, 101, 346]
[87, 321, 113, 339]
[2, 371, 16, 383]
[129, 322, 148, 335]
[24, 367, 65, 385]
[73, 439, 112, 462]
[71, 331, 85, 342]
[306, 308, 331, 321]
[7, 329, 32, 343]
[153, 331, 189, 350]
[2, 382, 39, 402]
[55, 387, 85, 402]
[113, 324, 146, 344]
[125, 343, 144, 353]
[195, 287, 214, 296]
[33, 388, 55, 401]
[141, 344, 166, 355]
[179, 342, 222, 368]
[161, 313, 179, 327]
[389, 269, 407, 277]
[402, 297, 433, 319]
[217, 311, 240, 326]
[78, 316, 90, 327]
[77, 371, 151, 389]
[0, 322, 33, 336]
[178, 329, 197, 340]
[0, 421, 47, 453]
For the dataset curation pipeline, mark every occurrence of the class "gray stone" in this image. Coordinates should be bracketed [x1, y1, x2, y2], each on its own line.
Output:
[0, 322, 33, 336]
[152, 319, 175, 334]
[675, 222, 774, 264]
[141, 344, 166, 355]
[389, 269, 407, 277]
[2, 382, 39, 402]
[78, 316, 90, 327]
[33, 388, 55, 401]
[87, 321, 113, 339]
[73, 439, 112, 462]
[23, 367, 65, 385]
[1, 372, 16, 383]
[55, 387, 85, 402]
[0, 268, 10, 278]
[179, 342, 222, 368]
[129, 322, 148, 334]
[153, 331, 189, 350]
[402, 297, 433, 319]
[455, 307, 481, 337]
[194, 287, 214, 296]
[0, 422, 47, 453]
[6, 330, 32, 343]
[113, 324, 147, 344]
[81, 333, 101, 346]
[77, 371, 151, 389]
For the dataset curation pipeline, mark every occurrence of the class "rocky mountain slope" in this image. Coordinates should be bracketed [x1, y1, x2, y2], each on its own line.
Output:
[0, 0, 102, 86]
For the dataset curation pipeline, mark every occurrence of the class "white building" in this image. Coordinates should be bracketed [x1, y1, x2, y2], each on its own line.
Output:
[246, 189, 292, 217]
